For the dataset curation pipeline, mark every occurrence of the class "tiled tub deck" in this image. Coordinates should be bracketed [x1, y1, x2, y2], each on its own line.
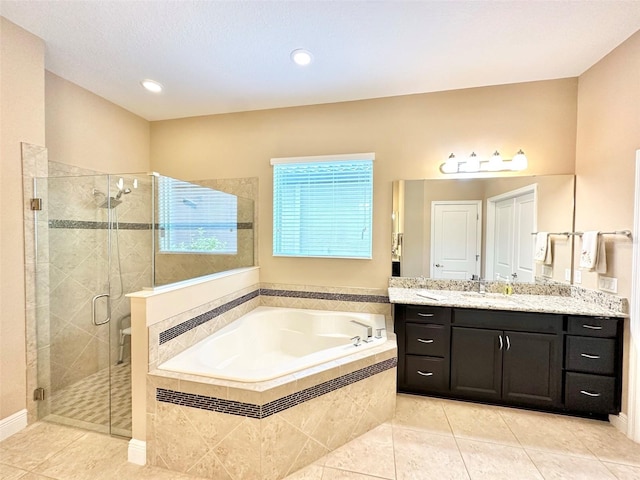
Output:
[147, 341, 397, 480]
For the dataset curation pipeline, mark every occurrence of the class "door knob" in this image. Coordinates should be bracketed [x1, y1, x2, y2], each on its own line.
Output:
[435, 264, 443, 268]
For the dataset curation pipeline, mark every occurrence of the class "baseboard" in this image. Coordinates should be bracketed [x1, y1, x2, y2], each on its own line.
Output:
[128, 439, 146, 465]
[609, 412, 628, 435]
[0, 409, 27, 441]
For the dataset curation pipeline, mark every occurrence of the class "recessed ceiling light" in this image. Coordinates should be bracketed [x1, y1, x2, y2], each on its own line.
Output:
[141, 79, 163, 93]
[290, 49, 313, 66]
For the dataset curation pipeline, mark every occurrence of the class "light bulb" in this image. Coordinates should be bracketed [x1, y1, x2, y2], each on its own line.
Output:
[511, 149, 528, 170]
[464, 152, 480, 173]
[488, 151, 504, 171]
[291, 49, 313, 66]
[141, 79, 163, 93]
[441, 153, 459, 174]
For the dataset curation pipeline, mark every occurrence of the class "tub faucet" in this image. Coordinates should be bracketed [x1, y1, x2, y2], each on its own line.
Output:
[350, 320, 373, 342]
[351, 336, 362, 347]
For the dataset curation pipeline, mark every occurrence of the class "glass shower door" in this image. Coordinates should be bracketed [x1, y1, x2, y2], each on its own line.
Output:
[34, 174, 119, 435]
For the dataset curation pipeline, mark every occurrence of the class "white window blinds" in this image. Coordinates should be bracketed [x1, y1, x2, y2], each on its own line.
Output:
[158, 176, 238, 254]
[272, 154, 374, 259]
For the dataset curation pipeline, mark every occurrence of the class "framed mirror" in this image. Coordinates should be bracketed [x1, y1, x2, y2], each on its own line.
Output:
[392, 175, 575, 284]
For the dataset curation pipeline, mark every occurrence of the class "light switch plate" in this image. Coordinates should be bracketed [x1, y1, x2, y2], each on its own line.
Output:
[574, 270, 582, 284]
[565, 268, 571, 281]
[599, 276, 618, 293]
[542, 265, 553, 278]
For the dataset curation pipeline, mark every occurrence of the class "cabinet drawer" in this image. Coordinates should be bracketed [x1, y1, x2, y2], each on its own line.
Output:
[405, 305, 451, 324]
[565, 372, 616, 414]
[566, 336, 616, 375]
[568, 317, 618, 338]
[404, 355, 448, 392]
[405, 323, 448, 356]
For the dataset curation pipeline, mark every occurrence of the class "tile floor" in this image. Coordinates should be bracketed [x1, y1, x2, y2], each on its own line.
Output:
[2, 394, 640, 479]
[46, 362, 132, 437]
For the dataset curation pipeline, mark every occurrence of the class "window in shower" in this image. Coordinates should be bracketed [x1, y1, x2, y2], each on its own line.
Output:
[158, 177, 238, 254]
[271, 153, 374, 259]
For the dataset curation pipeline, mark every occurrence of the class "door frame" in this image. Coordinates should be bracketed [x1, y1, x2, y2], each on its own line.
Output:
[430, 200, 482, 279]
[485, 184, 538, 281]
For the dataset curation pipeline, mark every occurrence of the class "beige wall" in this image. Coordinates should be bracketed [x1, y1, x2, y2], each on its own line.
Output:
[45, 71, 150, 173]
[575, 30, 640, 416]
[0, 18, 45, 419]
[150, 79, 578, 289]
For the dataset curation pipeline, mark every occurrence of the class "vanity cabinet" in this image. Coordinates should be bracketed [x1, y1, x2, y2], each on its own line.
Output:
[564, 315, 622, 415]
[395, 305, 451, 394]
[394, 303, 623, 417]
[450, 309, 562, 409]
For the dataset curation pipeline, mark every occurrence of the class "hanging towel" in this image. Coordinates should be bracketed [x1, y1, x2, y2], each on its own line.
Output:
[579, 231, 607, 273]
[534, 232, 552, 265]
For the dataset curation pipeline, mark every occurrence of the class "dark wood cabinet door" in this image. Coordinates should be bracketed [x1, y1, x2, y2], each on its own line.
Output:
[502, 331, 561, 408]
[450, 327, 502, 400]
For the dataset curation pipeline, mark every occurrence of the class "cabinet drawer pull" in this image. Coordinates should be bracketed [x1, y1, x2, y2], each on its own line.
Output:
[582, 324, 603, 330]
[579, 390, 601, 397]
[417, 338, 434, 344]
[417, 371, 434, 377]
[417, 313, 435, 317]
[580, 353, 601, 359]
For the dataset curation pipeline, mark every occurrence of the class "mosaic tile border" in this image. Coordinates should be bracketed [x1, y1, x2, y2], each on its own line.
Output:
[49, 219, 152, 230]
[49, 219, 254, 231]
[260, 288, 389, 304]
[159, 289, 260, 345]
[156, 357, 397, 419]
[158, 289, 391, 345]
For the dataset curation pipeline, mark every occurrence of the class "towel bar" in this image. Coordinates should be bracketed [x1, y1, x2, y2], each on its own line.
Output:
[531, 230, 632, 238]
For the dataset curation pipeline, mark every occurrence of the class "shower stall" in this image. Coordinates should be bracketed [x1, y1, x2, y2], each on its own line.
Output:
[32, 172, 254, 437]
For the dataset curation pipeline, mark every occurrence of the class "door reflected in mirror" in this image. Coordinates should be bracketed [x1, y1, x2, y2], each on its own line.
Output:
[391, 175, 575, 284]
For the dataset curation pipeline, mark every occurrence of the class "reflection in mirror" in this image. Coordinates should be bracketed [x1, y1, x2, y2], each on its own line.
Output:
[392, 175, 575, 284]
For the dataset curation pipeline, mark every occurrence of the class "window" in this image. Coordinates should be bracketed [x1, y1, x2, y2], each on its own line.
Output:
[158, 176, 237, 254]
[271, 153, 374, 259]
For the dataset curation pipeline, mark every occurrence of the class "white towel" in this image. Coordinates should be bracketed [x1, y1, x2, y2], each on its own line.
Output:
[534, 232, 552, 265]
[579, 231, 607, 273]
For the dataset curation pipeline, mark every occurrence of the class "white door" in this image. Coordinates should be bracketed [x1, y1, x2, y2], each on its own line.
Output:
[488, 189, 536, 282]
[431, 201, 481, 279]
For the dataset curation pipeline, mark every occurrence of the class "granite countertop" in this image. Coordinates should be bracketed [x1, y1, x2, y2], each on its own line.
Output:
[388, 287, 628, 318]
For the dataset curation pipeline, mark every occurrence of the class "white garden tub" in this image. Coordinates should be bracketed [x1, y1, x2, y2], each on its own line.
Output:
[157, 306, 387, 382]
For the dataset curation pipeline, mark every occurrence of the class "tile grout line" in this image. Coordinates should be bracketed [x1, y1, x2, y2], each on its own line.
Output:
[440, 400, 474, 480]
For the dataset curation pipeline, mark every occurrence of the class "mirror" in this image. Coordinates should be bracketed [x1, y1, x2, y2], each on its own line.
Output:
[392, 175, 575, 284]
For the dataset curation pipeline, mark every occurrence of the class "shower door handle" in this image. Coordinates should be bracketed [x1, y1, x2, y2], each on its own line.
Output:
[92, 293, 111, 326]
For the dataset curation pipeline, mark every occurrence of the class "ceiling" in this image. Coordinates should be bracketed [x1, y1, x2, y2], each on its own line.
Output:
[2, 1, 640, 121]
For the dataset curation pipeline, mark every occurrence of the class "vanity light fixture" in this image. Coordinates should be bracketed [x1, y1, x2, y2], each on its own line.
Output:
[141, 79, 163, 93]
[291, 48, 313, 66]
[439, 149, 528, 174]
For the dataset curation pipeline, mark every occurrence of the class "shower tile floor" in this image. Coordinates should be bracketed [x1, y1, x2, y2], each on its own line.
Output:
[46, 362, 131, 438]
[3, 394, 640, 479]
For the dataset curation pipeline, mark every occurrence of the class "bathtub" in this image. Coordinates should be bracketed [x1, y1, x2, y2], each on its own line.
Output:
[157, 306, 387, 382]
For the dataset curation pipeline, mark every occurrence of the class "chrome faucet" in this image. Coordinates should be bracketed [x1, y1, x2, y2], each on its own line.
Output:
[350, 320, 373, 342]
[471, 275, 486, 294]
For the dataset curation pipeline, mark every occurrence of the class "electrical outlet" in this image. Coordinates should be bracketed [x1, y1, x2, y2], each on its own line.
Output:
[542, 265, 553, 278]
[574, 270, 582, 284]
[599, 276, 618, 293]
[565, 268, 571, 281]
